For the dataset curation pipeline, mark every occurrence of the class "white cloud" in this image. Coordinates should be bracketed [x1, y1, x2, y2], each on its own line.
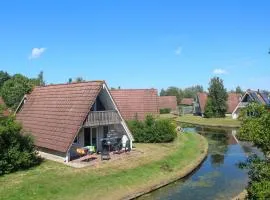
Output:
[213, 68, 227, 75]
[29, 47, 46, 59]
[175, 46, 182, 55]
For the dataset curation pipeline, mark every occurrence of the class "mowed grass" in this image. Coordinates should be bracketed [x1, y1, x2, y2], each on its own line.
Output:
[160, 114, 241, 128]
[0, 133, 207, 200]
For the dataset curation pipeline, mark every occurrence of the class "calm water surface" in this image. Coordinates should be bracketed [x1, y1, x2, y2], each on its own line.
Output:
[137, 126, 261, 200]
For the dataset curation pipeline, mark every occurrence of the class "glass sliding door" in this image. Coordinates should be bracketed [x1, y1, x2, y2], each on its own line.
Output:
[84, 128, 91, 146]
[84, 127, 98, 149]
[91, 127, 97, 148]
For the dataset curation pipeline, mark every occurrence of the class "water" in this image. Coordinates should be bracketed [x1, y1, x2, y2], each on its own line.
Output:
[137, 126, 261, 200]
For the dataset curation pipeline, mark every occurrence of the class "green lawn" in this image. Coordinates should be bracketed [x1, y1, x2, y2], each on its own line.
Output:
[160, 113, 241, 128]
[0, 133, 207, 200]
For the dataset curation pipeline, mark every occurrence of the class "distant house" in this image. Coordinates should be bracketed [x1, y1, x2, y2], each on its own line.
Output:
[180, 98, 194, 106]
[227, 93, 242, 114]
[232, 90, 270, 119]
[110, 89, 159, 121]
[193, 92, 208, 116]
[159, 96, 177, 112]
[179, 98, 194, 115]
[16, 81, 134, 162]
[193, 92, 241, 116]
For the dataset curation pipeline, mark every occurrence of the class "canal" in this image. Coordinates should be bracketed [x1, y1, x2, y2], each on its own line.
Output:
[137, 126, 261, 200]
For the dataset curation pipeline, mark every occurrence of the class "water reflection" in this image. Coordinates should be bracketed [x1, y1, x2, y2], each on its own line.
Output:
[137, 125, 260, 200]
[189, 126, 237, 167]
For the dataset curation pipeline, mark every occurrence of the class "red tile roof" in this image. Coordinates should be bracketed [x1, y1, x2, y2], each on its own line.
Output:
[159, 96, 177, 111]
[16, 81, 104, 153]
[197, 92, 241, 114]
[180, 98, 194, 106]
[111, 89, 159, 121]
[227, 93, 241, 113]
[197, 92, 208, 112]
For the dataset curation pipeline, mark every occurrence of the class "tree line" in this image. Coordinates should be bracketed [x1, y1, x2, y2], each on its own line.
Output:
[160, 85, 204, 104]
[160, 84, 246, 104]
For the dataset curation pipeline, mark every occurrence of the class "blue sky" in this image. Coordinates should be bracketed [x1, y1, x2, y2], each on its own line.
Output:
[0, 1, 269, 91]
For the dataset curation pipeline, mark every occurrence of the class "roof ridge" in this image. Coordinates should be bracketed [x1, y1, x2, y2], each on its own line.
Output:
[35, 80, 105, 88]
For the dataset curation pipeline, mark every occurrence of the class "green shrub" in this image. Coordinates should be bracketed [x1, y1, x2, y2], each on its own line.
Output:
[0, 115, 42, 175]
[239, 156, 270, 199]
[127, 115, 177, 143]
[237, 103, 270, 199]
[159, 108, 171, 114]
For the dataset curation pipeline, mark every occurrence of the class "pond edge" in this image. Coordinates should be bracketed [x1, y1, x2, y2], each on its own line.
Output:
[231, 189, 247, 200]
[122, 134, 209, 200]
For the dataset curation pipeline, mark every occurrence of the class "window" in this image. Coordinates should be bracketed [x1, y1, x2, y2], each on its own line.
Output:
[73, 135, 79, 144]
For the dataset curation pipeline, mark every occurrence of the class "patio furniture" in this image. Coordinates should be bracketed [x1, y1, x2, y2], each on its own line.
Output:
[76, 146, 96, 157]
[76, 147, 88, 156]
[78, 154, 98, 162]
[85, 146, 96, 154]
[101, 149, 111, 160]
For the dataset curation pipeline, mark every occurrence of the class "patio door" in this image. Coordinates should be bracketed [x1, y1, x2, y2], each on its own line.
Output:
[84, 127, 97, 148]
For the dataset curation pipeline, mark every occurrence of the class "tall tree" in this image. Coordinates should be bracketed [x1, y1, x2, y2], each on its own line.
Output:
[164, 87, 182, 104]
[37, 71, 45, 86]
[235, 86, 244, 94]
[160, 88, 166, 96]
[204, 77, 228, 118]
[68, 78, 72, 84]
[183, 85, 204, 98]
[29, 71, 45, 86]
[1, 74, 34, 109]
[0, 71, 11, 91]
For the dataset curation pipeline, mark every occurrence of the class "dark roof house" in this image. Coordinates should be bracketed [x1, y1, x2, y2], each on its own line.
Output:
[16, 81, 133, 162]
[232, 90, 270, 119]
[110, 89, 159, 121]
[193, 92, 208, 115]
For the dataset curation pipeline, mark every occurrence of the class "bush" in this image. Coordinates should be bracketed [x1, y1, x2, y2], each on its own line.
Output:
[239, 155, 270, 199]
[0, 115, 42, 175]
[160, 108, 171, 114]
[237, 103, 270, 199]
[127, 115, 177, 143]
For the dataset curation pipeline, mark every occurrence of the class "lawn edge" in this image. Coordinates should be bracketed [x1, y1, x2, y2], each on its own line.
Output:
[121, 133, 208, 200]
[176, 119, 241, 128]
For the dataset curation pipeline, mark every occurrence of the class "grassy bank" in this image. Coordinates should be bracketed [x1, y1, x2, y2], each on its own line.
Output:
[160, 114, 241, 128]
[0, 133, 207, 200]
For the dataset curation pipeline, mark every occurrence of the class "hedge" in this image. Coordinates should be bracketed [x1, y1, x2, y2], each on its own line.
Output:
[127, 115, 177, 143]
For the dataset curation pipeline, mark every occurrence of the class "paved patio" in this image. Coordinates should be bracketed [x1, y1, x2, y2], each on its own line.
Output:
[38, 149, 143, 168]
[69, 149, 143, 168]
